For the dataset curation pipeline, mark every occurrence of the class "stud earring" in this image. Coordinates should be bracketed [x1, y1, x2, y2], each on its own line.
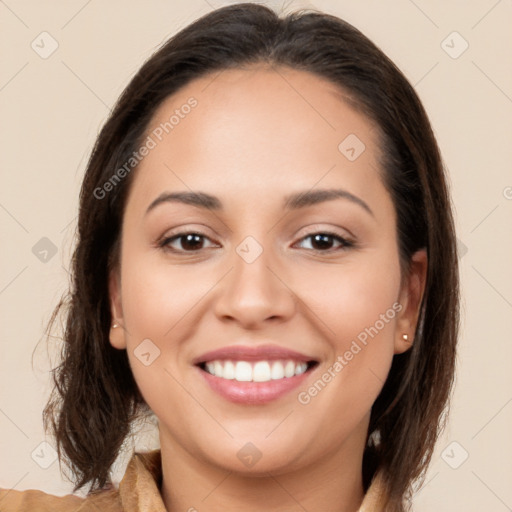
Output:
[402, 333, 409, 341]
[112, 323, 119, 329]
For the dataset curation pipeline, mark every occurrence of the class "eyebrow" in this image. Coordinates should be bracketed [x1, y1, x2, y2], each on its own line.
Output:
[145, 188, 373, 217]
[283, 188, 373, 216]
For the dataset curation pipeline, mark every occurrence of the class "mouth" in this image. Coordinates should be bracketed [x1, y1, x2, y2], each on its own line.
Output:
[198, 359, 318, 382]
[193, 345, 319, 404]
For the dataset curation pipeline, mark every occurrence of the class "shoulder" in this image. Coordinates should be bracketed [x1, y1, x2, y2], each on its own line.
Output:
[0, 450, 162, 512]
[0, 485, 122, 512]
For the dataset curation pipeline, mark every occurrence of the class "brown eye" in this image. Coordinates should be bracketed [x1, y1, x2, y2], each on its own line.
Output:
[159, 232, 216, 252]
[296, 232, 352, 252]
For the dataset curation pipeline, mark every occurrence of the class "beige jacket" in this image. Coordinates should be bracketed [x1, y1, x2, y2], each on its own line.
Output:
[0, 450, 386, 511]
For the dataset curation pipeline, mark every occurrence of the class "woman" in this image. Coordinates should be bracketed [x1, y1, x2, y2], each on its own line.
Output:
[0, 2, 459, 511]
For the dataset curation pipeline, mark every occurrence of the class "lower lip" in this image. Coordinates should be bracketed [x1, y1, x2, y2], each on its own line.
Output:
[197, 366, 313, 405]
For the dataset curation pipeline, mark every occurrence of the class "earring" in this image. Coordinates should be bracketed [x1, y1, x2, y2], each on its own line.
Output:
[402, 333, 409, 342]
[112, 323, 119, 329]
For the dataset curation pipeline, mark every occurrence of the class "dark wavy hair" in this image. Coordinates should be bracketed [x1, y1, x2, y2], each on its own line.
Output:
[42, 3, 459, 510]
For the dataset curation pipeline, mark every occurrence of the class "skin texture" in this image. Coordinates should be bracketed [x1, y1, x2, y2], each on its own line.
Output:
[108, 64, 427, 512]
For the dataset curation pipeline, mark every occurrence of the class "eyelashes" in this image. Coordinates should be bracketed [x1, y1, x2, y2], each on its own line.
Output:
[297, 232, 353, 252]
[157, 230, 354, 255]
[158, 232, 217, 252]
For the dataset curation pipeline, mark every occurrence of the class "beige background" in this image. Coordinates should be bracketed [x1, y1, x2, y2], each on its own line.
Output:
[1, 0, 511, 510]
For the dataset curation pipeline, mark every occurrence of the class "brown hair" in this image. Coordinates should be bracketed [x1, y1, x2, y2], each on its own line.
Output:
[42, 3, 459, 510]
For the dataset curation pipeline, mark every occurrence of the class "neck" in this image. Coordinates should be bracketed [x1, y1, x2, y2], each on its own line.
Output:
[159, 427, 367, 512]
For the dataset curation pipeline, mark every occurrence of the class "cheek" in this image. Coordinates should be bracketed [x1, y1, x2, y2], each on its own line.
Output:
[294, 254, 401, 417]
[120, 246, 212, 339]
[118, 254, 201, 427]
[118, 248, 220, 414]
[298, 252, 401, 343]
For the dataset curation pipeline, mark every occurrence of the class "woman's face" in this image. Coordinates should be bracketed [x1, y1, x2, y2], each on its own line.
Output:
[109, 65, 426, 475]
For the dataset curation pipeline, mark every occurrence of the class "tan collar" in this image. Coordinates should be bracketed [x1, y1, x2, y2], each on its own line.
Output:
[118, 450, 386, 512]
[118, 450, 166, 512]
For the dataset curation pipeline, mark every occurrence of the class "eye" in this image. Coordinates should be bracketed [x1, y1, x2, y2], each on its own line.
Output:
[158, 230, 353, 254]
[295, 232, 353, 252]
[158, 232, 217, 252]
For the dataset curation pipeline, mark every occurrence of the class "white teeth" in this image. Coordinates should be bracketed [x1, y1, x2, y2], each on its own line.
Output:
[295, 362, 308, 375]
[253, 361, 271, 382]
[203, 359, 310, 382]
[284, 361, 296, 378]
[271, 361, 285, 380]
[223, 360, 235, 380]
[235, 361, 252, 382]
[214, 361, 224, 378]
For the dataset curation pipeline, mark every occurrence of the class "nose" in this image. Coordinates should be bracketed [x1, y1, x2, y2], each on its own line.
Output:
[213, 244, 296, 329]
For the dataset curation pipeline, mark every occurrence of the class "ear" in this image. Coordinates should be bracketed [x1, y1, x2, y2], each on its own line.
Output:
[109, 268, 127, 350]
[394, 249, 428, 354]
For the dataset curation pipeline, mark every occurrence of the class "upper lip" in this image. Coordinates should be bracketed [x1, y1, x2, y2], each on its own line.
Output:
[193, 344, 317, 365]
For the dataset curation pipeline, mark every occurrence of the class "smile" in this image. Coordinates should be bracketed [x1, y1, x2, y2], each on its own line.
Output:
[201, 359, 313, 382]
[193, 344, 319, 404]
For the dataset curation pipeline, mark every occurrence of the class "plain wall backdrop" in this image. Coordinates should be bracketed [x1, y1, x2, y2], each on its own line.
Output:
[1, 1, 511, 510]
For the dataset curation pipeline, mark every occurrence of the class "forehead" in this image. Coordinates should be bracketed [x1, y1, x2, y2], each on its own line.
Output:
[125, 65, 386, 215]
